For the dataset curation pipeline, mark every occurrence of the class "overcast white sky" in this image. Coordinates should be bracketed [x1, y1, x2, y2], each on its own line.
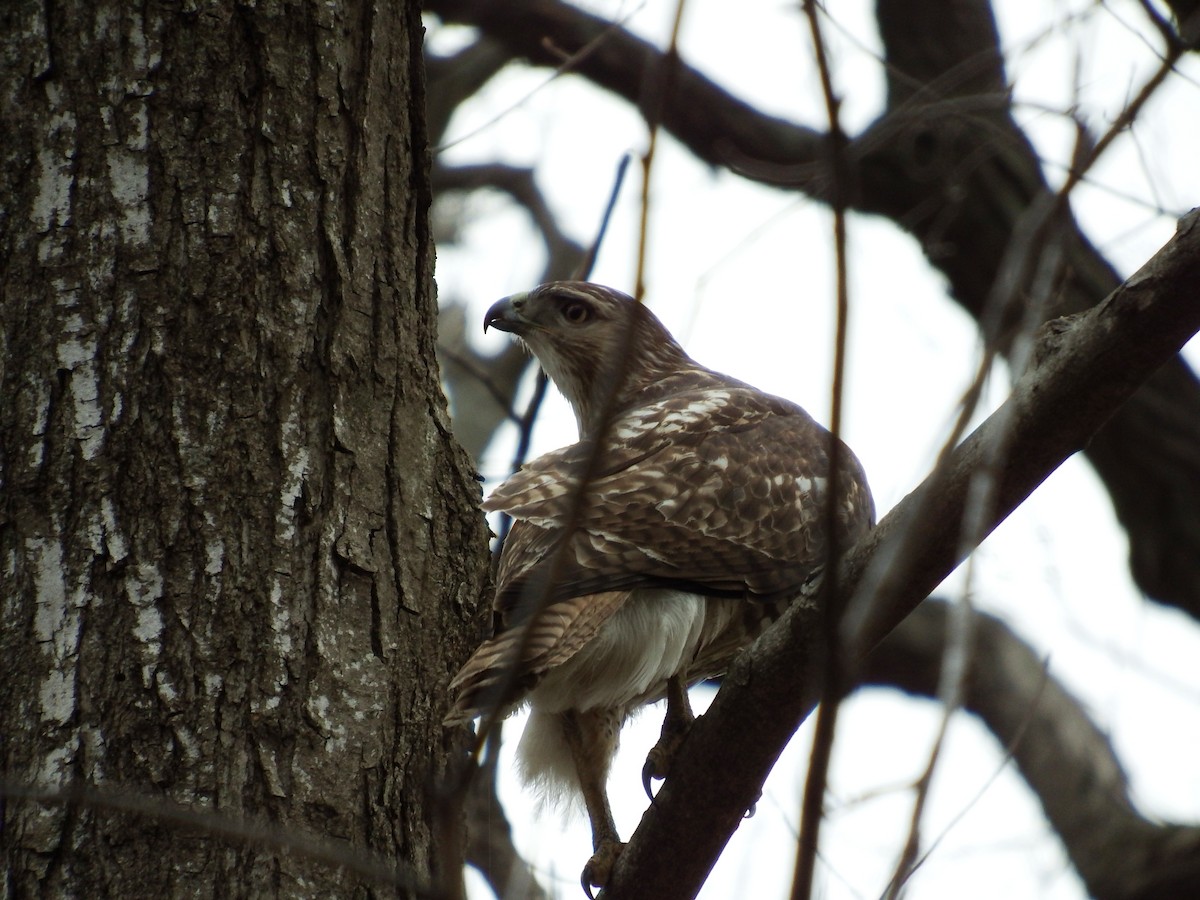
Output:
[431, 2, 1200, 897]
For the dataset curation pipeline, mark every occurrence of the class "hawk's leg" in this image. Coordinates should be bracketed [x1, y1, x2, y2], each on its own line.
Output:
[642, 674, 695, 799]
[562, 707, 624, 898]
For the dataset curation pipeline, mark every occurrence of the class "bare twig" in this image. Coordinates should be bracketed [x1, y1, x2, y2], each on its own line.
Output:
[634, 0, 687, 301]
[447, 150, 634, 820]
[791, 1, 852, 896]
[1, 779, 439, 897]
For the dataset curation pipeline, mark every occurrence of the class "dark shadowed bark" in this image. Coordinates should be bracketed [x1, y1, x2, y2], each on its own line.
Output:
[0, 1, 489, 896]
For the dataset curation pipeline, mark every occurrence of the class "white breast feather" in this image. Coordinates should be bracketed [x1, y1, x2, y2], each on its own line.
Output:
[515, 589, 708, 804]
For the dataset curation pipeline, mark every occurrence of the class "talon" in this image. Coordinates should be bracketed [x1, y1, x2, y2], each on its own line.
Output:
[580, 839, 624, 897]
[744, 789, 762, 819]
[641, 737, 679, 799]
[641, 756, 659, 800]
[641, 675, 694, 801]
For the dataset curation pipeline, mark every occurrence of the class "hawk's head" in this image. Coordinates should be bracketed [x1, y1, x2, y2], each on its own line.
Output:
[485, 282, 695, 437]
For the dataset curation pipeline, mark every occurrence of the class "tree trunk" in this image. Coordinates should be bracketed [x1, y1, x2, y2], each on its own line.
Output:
[1, 1, 488, 896]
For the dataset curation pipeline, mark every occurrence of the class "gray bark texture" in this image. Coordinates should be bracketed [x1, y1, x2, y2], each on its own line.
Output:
[0, 1, 489, 896]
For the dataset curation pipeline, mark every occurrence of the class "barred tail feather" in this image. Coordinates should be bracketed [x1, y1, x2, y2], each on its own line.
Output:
[443, 592, 631, 725]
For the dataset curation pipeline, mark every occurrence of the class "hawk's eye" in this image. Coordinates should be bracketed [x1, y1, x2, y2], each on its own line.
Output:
[561, 300, 592, 324]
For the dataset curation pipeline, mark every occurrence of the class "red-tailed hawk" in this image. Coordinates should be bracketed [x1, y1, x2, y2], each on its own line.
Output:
[446, 282, 874, 895]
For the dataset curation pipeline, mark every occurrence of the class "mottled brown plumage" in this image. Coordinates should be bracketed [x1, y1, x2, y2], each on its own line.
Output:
[445, 282, 874, 895]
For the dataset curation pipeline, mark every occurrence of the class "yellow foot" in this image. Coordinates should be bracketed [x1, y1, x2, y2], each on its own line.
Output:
[581, 839, 624, 898]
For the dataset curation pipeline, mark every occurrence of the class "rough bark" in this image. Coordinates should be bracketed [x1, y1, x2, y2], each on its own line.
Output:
[426, 0, 1200, 621]
[0, 1, 489, 897]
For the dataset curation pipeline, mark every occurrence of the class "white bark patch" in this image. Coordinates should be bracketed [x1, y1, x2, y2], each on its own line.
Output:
[306, 694, 349, 753]
[155, 670, 179, 707]
[27, 376, 50, 470]
[33, 143, 74, 234]
[57, 313, 104, 460]
[207, 191, 238, 235]
[31, 84, 76, 236]
[100, 496, 128, 562]
[29, 536, 81, 726]
[204, 673, 224, 697]
[37, 741, 78, 788]
[205, 533, 225, 576]
[269, 579, 293, 656]
[278, 441, 309, 539]
[105, 146, 150, 246]
[82, 727, 107, 783]
[172, 723, 200, 764]
[126, 562, 164, 688]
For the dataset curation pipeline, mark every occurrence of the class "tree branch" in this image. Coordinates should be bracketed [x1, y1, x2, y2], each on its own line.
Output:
[864, 599, 1200, 900]
[432, 163, 586, 462]
[465, 733, 551, 900]
[425, 0, 829, 176]
[432, 163, 586, 284]
[600, 212, 1200, 899]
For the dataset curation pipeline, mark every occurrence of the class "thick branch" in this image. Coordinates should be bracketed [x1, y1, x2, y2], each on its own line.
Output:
[601, 213, 1200, 899]
[427, 0, 1200, 618]
[427, 38, 512, 147]
[433, 163, 586, 283]
[465, 746, 551, 900]
[433, 164, 585, 462]
[426, 0, 829, 175]
[864, 600, 1200, 900]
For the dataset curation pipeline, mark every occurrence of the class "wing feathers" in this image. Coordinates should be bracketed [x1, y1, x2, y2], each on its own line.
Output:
[484, 380, 873, 610]
[444, 591, 630, 724]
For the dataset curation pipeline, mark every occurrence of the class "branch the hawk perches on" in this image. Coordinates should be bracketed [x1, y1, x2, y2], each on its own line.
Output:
[445, 282, 874, 895]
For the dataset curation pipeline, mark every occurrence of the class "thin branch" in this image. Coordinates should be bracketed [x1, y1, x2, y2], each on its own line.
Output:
[867, 600, 1048, 894]
[450, 149, 632, 782]
[433, 7, 641, 154]
[633, 0, 687, 301]
[1, 780, 441, 897]
[432, 163, 587, 281]
[862, 598, 1200, 900]
[791, 1, 851, 896]
[426, 37, 512, 147]
[465, 728, 552, 900]
[427, 0, 828, 176]
[438, 342, 527, 428]
[493, 152, 631, 545]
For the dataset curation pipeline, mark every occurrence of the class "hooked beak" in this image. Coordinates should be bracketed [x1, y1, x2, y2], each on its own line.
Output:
[483, 293, 528, 334]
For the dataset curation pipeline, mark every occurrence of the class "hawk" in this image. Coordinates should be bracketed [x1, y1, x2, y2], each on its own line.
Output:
[446, 282, 874, 895]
